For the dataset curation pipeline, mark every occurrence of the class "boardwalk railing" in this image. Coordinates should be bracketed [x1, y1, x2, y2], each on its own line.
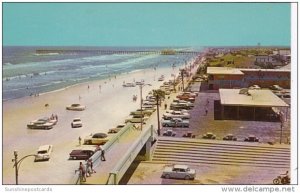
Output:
[106, 125, 156, 185]
[74, 123, 134, 184]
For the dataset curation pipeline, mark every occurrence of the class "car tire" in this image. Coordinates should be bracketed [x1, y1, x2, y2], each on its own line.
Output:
[86, 140, 92, 145]
[273, 178, 280, 185]
[184, 175, 190, 180]
[165, 174, 170, 179]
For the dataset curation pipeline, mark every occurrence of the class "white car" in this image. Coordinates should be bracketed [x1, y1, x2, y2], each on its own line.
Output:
[66, 104, 86, 111]
[123, 82, 136, 87]
[163, 111, 190, 120]
[162, 164, 196, 180]
[34, 145, 53, 162]
[71, 118, 82, 128]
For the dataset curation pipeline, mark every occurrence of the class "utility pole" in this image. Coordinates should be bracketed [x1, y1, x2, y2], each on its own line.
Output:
[180, 69, 185, 91]
[140, 85, 143, 131]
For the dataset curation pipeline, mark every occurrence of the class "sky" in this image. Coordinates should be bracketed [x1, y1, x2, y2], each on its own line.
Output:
[3, 3, 291, 47]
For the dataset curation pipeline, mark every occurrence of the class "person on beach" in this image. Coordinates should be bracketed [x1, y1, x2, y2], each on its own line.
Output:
[78, 136, 82, 146]
[88, 85, 90, 89]
[164, 103, 167, 110]
[99, 85, 101, 92]
[205, 107, 208, 116]
[79, 162, 86, 182]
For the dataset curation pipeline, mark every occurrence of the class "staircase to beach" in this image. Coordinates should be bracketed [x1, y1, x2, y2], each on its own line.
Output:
[151, 137, 290, 168]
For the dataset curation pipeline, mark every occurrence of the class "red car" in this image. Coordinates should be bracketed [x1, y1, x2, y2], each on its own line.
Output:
[69, 150, 95, 160]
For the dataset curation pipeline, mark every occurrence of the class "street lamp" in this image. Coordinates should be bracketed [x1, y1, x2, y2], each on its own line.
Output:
[12, 150, 37, 185]
[139, 83, 151, 130]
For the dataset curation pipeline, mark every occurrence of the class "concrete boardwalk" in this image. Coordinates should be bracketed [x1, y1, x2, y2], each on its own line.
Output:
[82, 127, 143, 184]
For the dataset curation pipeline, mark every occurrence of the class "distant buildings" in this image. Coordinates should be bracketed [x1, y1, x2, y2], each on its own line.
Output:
[207, 67, 290, 90]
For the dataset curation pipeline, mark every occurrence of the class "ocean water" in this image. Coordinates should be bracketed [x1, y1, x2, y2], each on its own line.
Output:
[3, 46, 202, 101]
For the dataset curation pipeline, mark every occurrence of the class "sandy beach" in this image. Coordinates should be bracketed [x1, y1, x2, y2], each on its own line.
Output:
[2, 63, 192, 184]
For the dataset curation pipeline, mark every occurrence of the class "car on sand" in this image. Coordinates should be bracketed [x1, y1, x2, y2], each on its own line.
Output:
[27, 118, 55, 130]
[34, 145, 53, 162]
[84, 133, 110, 145]
[66, 104, 86, 111]
[71, 118, 83, 128]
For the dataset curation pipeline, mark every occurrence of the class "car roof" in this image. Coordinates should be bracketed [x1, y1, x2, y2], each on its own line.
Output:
[71, 149, 93, 153]
[93, 133, 108, 138]
[174, 164, 189, 169]
[38, 145, 51, 151]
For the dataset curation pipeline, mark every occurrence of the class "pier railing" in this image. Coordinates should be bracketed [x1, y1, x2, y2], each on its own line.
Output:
[74, 123, 134, 184]
[106, 125, 156, 185]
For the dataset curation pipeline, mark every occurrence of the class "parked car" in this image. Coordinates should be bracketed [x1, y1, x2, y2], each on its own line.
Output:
[223, 134, 237, 141]
[176, 95, 195, 102]
[270, 85, 283, 91]
[66, 104, 86, 111]
[202, 132, 216, 139]
[122, 82, 136, 87]
[158, 75, 165, 81]
[71, 118, 82, 128]
[69, 149, 95, 160]
[34, 145, 53, 162]
[249, 85, 261, 90]
[84, 133, 110, 145]
[27, 118, 55, 130]
[125, 117, 148, 124]
[244, 135, 259, 142]
[162, 164, 196, 180]
[130, 109, 153, 116]
[163, 110, 190, 120]
[170, 102, 193, 110]
[161, 118, 189, 127]
[143, 100, 157, 106]
[182, 92, 198, 97]
[182, 132, 195, 138]
[142, 105, 156, 112]
[163, 129, 176, 137]
[108, 124, 126, 134]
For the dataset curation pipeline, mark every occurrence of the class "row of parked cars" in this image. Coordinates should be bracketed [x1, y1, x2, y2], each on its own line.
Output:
[202, 132, 259, 142]
[161, 92, 198, 136]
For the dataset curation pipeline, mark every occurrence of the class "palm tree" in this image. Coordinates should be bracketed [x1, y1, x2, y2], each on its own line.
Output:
[152, 89, 165, 136]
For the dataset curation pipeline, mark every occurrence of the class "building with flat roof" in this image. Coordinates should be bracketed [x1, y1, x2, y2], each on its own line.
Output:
[218, 89, 289, 121]
[207, 67, 290, 90]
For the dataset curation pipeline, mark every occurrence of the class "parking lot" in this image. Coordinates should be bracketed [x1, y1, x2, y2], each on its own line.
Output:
[126, 162, 283, 185]
[161, 90, 290, 144]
